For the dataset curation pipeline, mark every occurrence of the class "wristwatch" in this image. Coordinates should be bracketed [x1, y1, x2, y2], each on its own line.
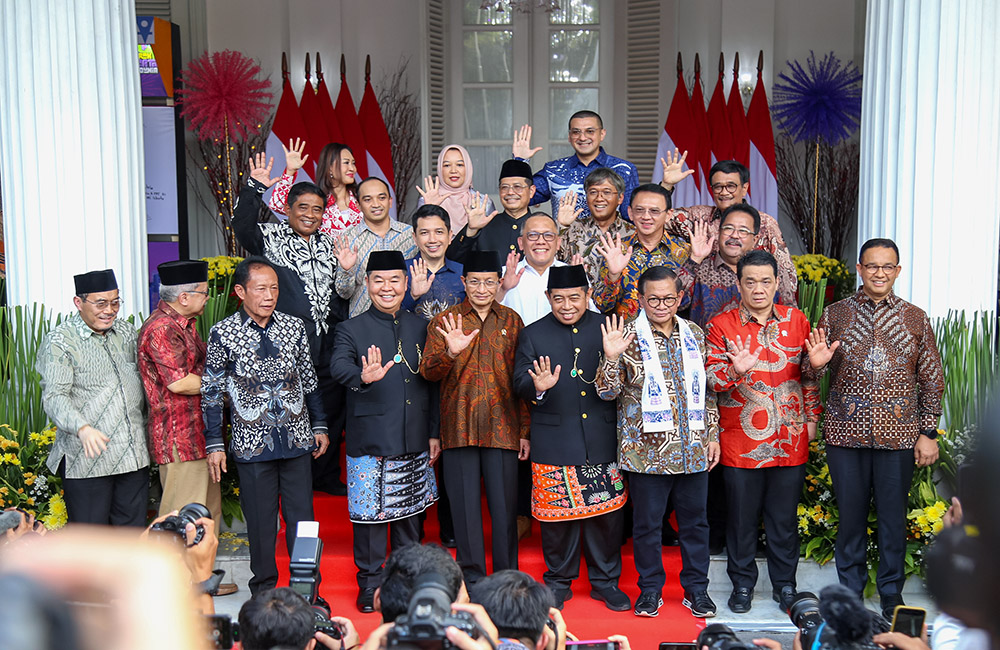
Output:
[918, 428, 939, 440]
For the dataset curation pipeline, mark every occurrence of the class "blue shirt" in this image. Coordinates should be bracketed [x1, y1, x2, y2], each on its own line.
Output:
[523, 147, 640, 221]
[402, 256, 466, 321]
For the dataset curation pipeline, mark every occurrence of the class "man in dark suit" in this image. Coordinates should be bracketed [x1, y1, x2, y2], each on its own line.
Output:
[513, 265, 629, 611]
[329, 251, 439, 613]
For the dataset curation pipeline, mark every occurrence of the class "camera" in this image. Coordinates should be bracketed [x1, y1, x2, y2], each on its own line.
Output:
[787, 591, 824, 632]
[287, 522, 342, 639]
[387, 572, 482, 650]
[150, 502, 211, 546]
[696, 624, 757, 650]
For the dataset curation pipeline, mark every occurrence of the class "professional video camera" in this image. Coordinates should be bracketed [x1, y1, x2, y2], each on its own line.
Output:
[150, 502, 211, 546]
[386, 572, 482, 650]
[289, 521, 343, 640]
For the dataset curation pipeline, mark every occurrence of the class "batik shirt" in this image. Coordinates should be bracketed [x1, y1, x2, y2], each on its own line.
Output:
[706, 304, 821, 469]
[595, 318, 719, 475]
[523, 147, 640, 220]
[335, 220, 417, 317]
[805, 290, 944, 450]
[665, 204, 798, 303]
[138, 301, 207, 464]
[37, 314, 148, 479]
[203, 310, 327, 462]
[592, 232, 691, 319]
[268, 172, 362, 234]
[557, 214, 635, 288]
[401, 257, 466, 321]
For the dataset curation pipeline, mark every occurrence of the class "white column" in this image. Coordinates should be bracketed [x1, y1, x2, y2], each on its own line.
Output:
[0, 0, 148, 317]
[858, 0, 1000, 318]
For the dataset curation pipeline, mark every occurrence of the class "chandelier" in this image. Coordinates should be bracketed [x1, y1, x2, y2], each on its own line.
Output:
[480, 0, 561, 13]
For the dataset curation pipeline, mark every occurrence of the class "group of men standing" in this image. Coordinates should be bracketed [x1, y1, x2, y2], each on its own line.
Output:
[36, 109, 943, 623]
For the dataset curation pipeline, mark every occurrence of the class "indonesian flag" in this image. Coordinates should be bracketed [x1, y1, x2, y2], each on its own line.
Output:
[334, 68, 369, 180]
[298, 78, 330, 178]
[316, 74, 344, 145]
[264, 75, 312, 207]
[747, 65, 779, 218]
[653, 70, 700, 208]
[359, 66, 397, 220]
[707, 66, 734, 167]
[727, 60, 751, 169]
[689, 67, 714, 204]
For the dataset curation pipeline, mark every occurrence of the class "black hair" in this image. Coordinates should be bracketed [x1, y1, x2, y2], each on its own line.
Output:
[470, 571, 554, 645]
[584, 168, 625, 195]
[568, 110, 603, 129]
[316, 142, 359, 198]
[413, 204, 451, 232]
[379, 544, 463, 624]
[858, 238, 899, 264]
[629, 183, 672, 210]
[709, 160, 750, 185]
[358, 176, 392, 195]
[637, 265, 680, 295]
[721, 203, 760, 233]
[736, 249, 778, 280]
[238, 588, 314, 650]
[287, 181, 327, 209]
[233, 255, 277, 289]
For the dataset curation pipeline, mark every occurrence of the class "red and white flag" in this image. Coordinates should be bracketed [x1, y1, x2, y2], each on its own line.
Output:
[654, 68, 700, 208]
[707, 63, 734, 168]
[727, 57, 751, 170]
[747, 63, 779, 217]
[264, 74, 311, 207]
[334, 62, 369, 180]
[298, 77, 330, 178]
[689, 65, 713, 204]
[359, 60, 397, 220]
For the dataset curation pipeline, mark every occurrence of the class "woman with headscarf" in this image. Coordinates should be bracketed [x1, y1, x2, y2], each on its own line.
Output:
[268, 139, 363, 234]
[416, 145, 495, 235]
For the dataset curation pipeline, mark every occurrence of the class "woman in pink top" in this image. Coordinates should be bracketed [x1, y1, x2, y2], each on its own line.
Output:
[416, 144, 495, 235]
[268, 139, 363, 234]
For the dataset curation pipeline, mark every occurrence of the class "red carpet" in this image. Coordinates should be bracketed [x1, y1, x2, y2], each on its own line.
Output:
[275, 494, 706, 649]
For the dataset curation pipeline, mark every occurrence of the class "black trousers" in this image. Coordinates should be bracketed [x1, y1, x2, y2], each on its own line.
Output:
[443, 446, 519, 585]
[826, 445, 914, 596]
[540, 507, 624, 594]
[627, 470, 710, 593]
[353, 515, 421, 589]
[237, 453, 315, 595]
[723, 464, 806, 591]
[63, 466, 149, 526]
[312, 373, 347, 491]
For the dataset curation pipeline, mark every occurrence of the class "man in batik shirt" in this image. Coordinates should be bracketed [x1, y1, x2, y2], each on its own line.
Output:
[706, 250, 820, 615]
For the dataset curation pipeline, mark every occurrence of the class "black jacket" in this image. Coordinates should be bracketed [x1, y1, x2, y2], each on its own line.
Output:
[513, 311, 617, 466]
[446, 211, 528, 265]
[330, 306, 437, 457]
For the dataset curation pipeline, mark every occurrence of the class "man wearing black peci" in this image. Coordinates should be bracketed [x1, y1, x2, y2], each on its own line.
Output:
[329, 251, 439, 613]
[513, 264, 628, 612]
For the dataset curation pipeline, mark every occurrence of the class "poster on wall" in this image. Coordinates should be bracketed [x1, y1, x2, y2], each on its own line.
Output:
[142, 106, 179, 236]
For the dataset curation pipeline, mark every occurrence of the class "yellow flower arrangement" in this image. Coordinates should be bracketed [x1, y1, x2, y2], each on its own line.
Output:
[0, 425, 66, 530]
[202, 255, 243, 282]
[791, 254, 854, 288]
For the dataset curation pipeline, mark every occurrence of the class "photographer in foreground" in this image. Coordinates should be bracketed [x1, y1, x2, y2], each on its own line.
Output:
[471, 570, 554, 650]
[376, 542, 468, 624]
[238, 587, 360, 650]
[143, 504, 223, 616]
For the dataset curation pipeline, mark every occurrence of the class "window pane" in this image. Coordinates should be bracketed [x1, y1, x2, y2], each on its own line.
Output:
[464, 0, 511, 25]
[463, 31, 513, 82]
[549, 30, 599, 82]
[549, 0, 599, 25]
[549, 87, 599, 135]
[465, 145, 509, 208]
[464, 88, 513, 140]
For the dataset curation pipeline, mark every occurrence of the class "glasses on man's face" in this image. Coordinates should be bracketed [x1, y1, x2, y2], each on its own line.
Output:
[186, 290, 211, 297]
[643, 295, 678, 308]
[465, 279, 499, 289]
[862, 263, 898, 274]
[500, 184, 529, 194]
[525, 231, 557, 242]
[720, 225, 755, 239]
[711, 182, 740, 195]
[569, 128, 599, 138]
[586, 189, 619, 200]
[631, 207, 664, 218]
[84, 298, 123, 311]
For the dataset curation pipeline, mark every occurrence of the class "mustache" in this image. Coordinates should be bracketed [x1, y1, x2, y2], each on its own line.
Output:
[725, 237, 742, 247]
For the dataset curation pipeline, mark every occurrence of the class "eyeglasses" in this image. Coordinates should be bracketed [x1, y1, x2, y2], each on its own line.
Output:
[186, 290, 211, 296]
[84, 298, 123, 310]
[643, 295, 678, 308]
[711, 182, 741, 195]
[465, 279, 499, 288]
[631, 207, 664, 218]
[586, 189, 619, 199]
[862, 263, 898, 274]
[720, 225, 755, 239]
[500, 184, 530, 193]
[525, 231, 557, 242]
[569, 128, 599, 138]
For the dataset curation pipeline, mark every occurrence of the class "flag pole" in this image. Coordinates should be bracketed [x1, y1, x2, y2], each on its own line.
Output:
[316, 52, 323, 80]
[305, 52, 312, 89]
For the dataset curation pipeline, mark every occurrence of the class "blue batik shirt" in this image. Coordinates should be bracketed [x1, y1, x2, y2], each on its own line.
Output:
[401, 257, 466, 321]
[521, 147, 640, 221]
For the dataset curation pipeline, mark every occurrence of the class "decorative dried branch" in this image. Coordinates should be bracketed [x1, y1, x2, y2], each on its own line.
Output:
[375, 59, 420, 221]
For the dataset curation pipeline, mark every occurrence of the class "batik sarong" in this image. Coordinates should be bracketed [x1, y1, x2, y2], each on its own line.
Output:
[346, 451, 438, 523]
[531, 461, 627, 521]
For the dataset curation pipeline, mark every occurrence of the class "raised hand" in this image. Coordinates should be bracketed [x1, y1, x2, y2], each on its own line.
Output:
[660, 148, 695, 189]
[689, 219, 717, 264]
[556, 192, 583, 227]
[501, 251, 525, 292]
[804, 327, 841, 368]
[465, 191, 498, 234]
[360, 344, 395, 384]
[409, 257, 436, 298]
[416, 175, 444, 206]
[528, 356, 562, 393]
[333, 235, 359, 271]
[601, 314, 635, 361]
[593, 232, 631, 279]
[436, 313, 480, 358]
[512, 124, 543, 160]
[570, 253, 585, 268]
[281, 137, 309, 176]
[726, 335, 764, 376]
[249, 153, 282, 188]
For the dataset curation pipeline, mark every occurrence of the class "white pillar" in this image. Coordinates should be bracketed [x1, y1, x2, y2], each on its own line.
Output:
[858, 0, 1000, 318]
[0, 0, 148, 317]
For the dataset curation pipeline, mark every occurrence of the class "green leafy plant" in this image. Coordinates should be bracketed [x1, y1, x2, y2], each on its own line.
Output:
[0, 304, 61, 435]
[195, 256, 243, 341]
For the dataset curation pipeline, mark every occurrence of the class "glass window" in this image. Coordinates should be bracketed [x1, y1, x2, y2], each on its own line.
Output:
[463, 31, 513, 82]
[464, 0, 512, 25]
[549, 30, 599, 82]
[465, 144, 510, 206]
[463, 88, 513, 140]
[549, 87, 599, 136]
[549, 0, 599, 25]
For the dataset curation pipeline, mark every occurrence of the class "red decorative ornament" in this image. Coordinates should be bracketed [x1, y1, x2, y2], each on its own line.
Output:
[177, 50, 272, 141]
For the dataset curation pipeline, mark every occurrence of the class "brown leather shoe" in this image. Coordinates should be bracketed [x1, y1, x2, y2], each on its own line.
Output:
[213, 582, 238, 597]
[517, 516, 532, 540]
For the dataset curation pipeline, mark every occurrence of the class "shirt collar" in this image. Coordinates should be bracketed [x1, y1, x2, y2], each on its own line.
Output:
[572, 147, 609, 168]
[360, 219, 406, 237]
[239, 308, 272, 331]
[738, 302, 777, 326]
[156, 300, 195, 328]
[366, 304, 399, 321]
[459, 298, 502, 321]
[854, 287, 899, 307]
[71, 311, 116, 338]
